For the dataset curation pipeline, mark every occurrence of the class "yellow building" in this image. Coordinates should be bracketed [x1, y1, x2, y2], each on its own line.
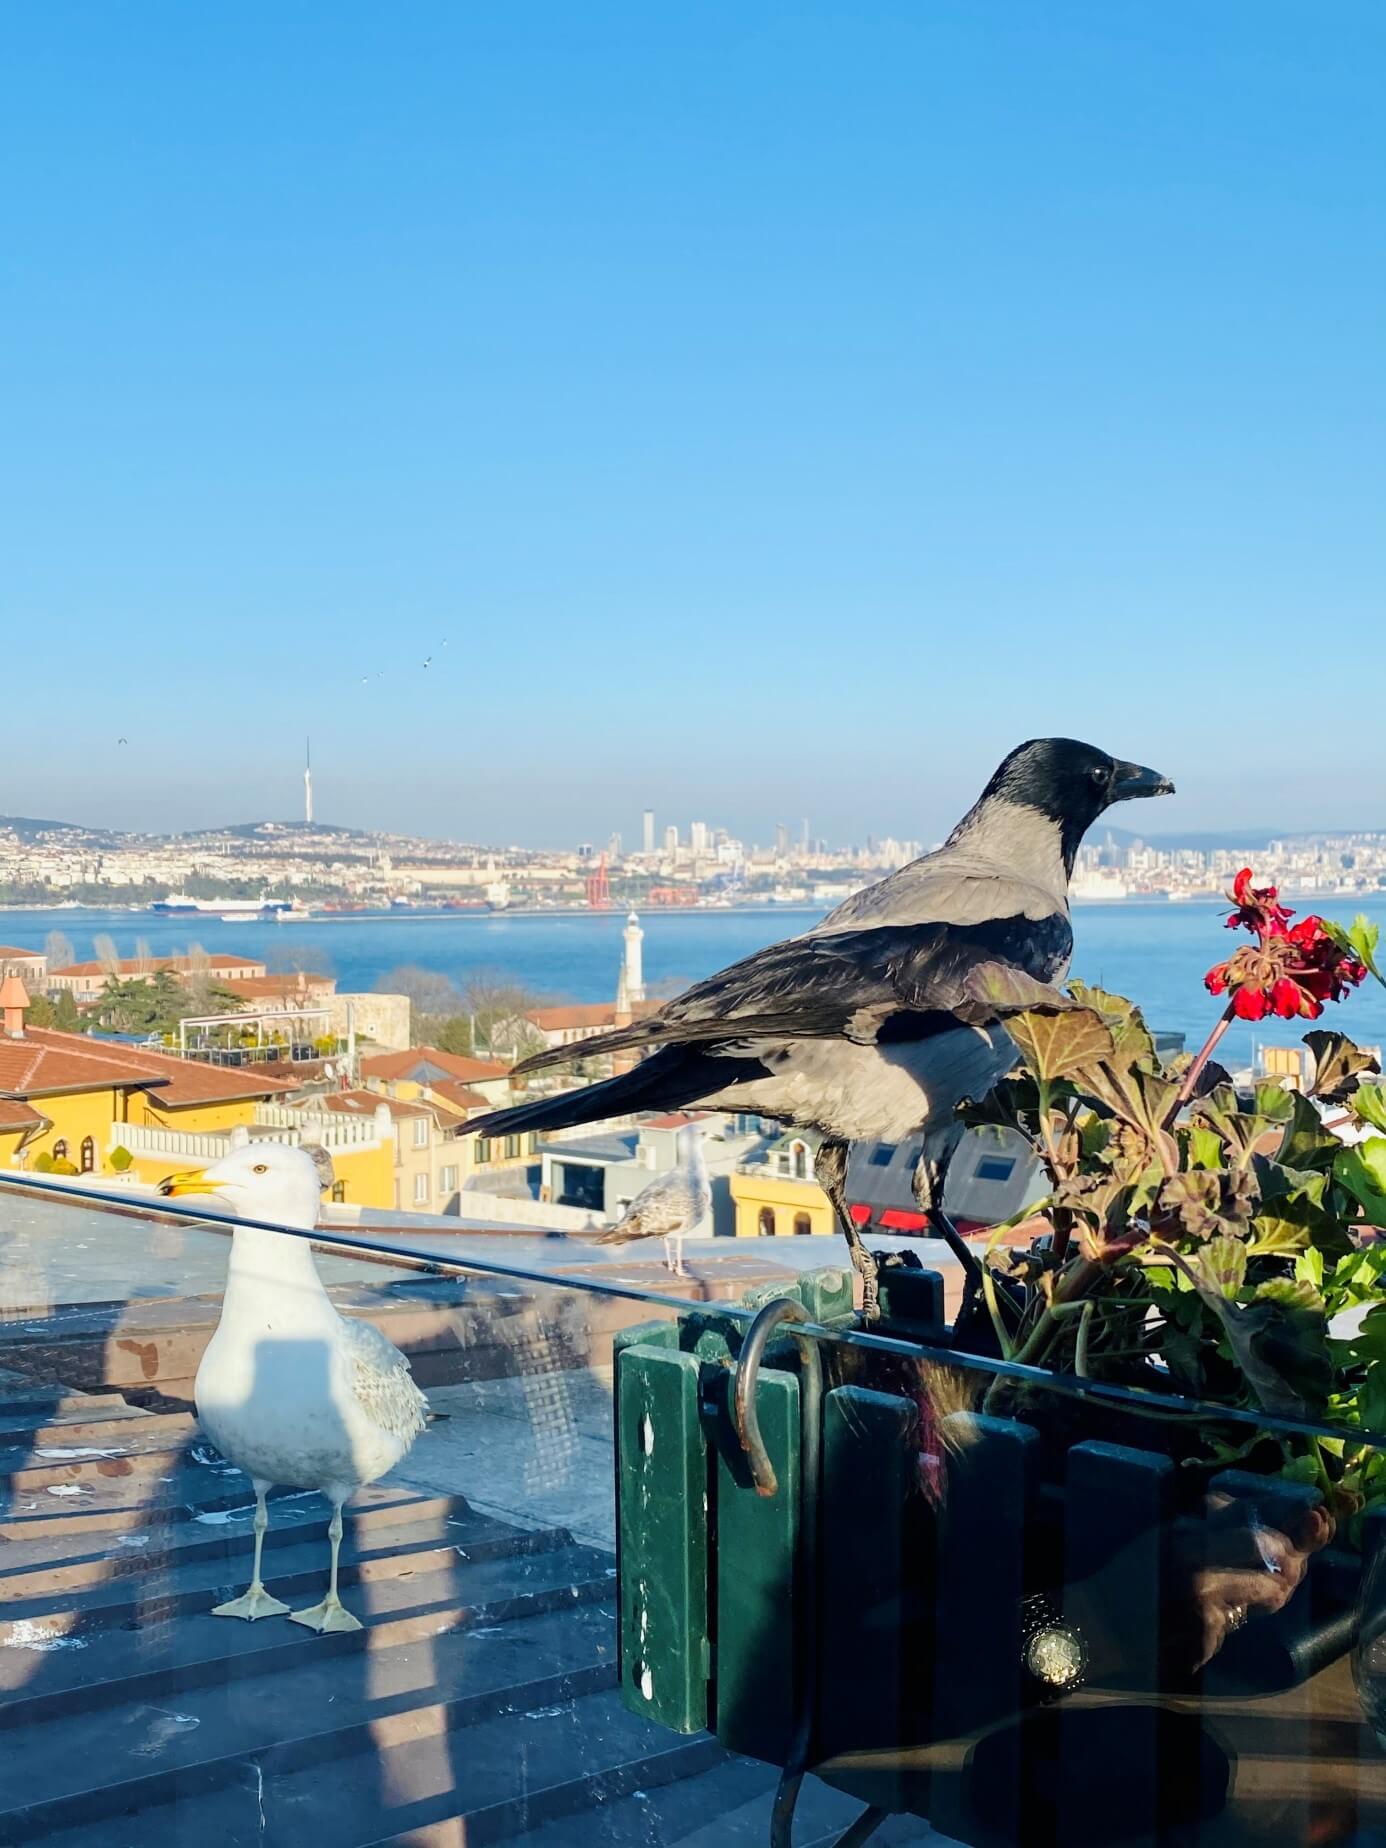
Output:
[728, 1131, 835, 1238]
[0, 979, 392, 1209]
[359, 1047, 536, 1201]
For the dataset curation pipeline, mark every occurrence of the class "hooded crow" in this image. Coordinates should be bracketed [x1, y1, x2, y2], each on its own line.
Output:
[465, 739, 1173, 1313]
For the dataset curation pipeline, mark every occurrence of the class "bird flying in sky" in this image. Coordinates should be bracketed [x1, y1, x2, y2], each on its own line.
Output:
[464, 739, 1173, 1315]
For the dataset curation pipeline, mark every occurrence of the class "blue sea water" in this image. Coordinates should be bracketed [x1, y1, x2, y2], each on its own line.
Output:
[5, 898, 1386, 1073]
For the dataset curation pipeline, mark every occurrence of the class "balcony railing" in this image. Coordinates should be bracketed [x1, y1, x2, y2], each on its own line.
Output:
[0, 1170, 1383, 1848]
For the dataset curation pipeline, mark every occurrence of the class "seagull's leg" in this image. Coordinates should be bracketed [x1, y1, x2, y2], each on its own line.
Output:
[672, 1232, 688, 1279]
[815, 1138, 879, 1320]
[289, 1495, 362, 1634]
[212, 1481, 290, 1620]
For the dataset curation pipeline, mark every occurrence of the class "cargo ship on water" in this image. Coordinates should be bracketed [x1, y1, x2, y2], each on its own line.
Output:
[149, 892, 301, 917]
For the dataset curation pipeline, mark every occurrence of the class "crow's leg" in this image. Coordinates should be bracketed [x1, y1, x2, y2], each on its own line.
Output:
[910, 1148, 984, 1326]
[815, 1138, 879, 1320]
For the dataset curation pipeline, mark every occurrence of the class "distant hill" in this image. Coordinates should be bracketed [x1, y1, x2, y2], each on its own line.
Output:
[1096, 825, 1380, 853]
[181, 820, 370, 842]
[0, 813, 127, 845]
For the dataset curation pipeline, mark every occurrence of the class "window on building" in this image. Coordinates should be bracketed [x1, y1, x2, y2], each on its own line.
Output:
[758, 1206, 777, 1237]
[556, 1162, 606, 1213]
[413, 1172, 430, 1204]
[52, 1139, 67, 1161]
[790, 1140, 809, 1180]
[793, 1212, 812, 1236]
[440, 1165, 457, 1192]
[412, 1117, 429, 1148]
[331, 1181, 346, 1203]
[475, 1137, 491, 1164]
[868, 1145, 894, 1166]
[975, 1155, 1016, 1183]
[525, 1133, 539, 1155]
[80, 1137, 95, 1173]
[504, 1134, 521, 1160]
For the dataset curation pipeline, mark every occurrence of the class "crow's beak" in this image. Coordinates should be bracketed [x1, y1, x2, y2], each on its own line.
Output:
[158, 1168, 220, 1198]
[1112, 761, 1175, 800]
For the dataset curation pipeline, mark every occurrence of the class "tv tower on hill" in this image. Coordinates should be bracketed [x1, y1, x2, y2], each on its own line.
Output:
[304, 739, 313, 826]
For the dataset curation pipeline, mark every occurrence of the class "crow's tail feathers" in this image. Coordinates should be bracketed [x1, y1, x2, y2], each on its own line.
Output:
[463, 1047, 728, 1143]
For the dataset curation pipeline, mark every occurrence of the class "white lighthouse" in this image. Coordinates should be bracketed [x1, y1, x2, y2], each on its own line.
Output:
[623, 910, 645, 1004]
[304, 738, 314, 826]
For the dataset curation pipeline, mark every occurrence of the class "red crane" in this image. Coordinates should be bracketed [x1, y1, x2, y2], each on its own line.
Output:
[585, 852, 612, 909]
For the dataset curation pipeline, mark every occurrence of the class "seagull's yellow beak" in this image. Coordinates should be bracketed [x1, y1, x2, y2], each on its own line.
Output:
[158, 1168, 221, 1199]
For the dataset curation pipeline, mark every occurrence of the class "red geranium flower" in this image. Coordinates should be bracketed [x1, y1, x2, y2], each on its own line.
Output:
[1205, 870, 1366, 1020]
[1225, 866, 1294, 937]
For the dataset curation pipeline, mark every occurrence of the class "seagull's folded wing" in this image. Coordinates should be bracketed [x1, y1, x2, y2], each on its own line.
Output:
[512, 911, 1074, 1076]
[343, 1317, 428, 1442]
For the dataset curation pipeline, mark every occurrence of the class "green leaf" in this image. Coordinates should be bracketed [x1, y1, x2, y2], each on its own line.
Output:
[1078, 1110, 1111, 1160]
[1295, 1247, 1325, 1290]
[1359, 1364, 1386, 1436]
[1334, 1139, 1386, 1218]
[1080, 1062, 1182, 1163]
[1248, 1215, 1311, 1255]
[1303, 1030, 1380, 1103]
[1253, 1156, 1330, 1212]
[957, 962, 1082, 1020]
[960, 1073, 1042, 1135]
[1066, 981, 1157, 1071]
[1006, 1006, 1116, 1084]
[1158, 1168, 1256, 1241]
[1256, 1277, 1325, 1314]
[1278, 1092, 1344, 1172]
[1193, 1084, 1292, 1169]
[1323, 915, 1385, 988]
[1199, 1235, 1248, 1299]
[1355, 1084, 1386, 1135]
[1184, 1124, 1224, 1172]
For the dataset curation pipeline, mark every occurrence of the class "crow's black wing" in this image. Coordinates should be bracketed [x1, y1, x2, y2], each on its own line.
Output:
[511, 911, 1072, 1075]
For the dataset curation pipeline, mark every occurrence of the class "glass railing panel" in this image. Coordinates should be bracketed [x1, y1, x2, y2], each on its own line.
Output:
[3, 1175, 1386, 1845]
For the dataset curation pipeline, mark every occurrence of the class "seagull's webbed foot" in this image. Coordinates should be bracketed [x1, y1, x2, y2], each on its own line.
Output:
[213, 1583, 290, 1621]
[289, 1594, 362, 1634]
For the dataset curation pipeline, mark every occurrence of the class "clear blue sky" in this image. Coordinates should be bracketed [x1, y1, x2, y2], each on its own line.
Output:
[3, 3, 1382, 847]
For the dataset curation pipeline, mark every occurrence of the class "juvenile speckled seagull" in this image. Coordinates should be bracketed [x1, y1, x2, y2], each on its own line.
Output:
[594, 1119, 710, 1276]
[465, 739, 1173, 1314]
[160, 1145, 427, 1632]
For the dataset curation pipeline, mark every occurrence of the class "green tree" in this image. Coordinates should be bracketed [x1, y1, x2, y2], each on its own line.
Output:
[94, 970, 240, 1037]
[52, 990, 82, 1032]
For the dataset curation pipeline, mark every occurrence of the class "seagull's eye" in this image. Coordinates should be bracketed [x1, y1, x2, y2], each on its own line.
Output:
[252, 1163, 268, 1175]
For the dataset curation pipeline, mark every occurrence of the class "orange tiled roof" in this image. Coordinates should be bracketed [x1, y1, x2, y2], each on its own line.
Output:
[220, 974, 337, 999]
[360, 1047, 512, 1084]
[0, 1100, 45, 1132]
[529, 1000, 662, 1032]
[423, 1078, 491, 1115]
[0, 946, 45, 960]
[50, 955, 264, 979]
[0, 1029, 294, 1106]
[322, 1089, 431, 1121]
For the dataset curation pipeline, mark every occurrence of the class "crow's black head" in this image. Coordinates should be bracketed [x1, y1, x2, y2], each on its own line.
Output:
[976, 738, 1174, 869]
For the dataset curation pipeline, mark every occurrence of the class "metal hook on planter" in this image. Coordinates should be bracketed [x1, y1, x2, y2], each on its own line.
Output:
[730, 1298, 887, 1848]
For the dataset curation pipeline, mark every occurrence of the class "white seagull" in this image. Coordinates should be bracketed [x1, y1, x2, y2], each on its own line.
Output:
[160, 1145, 427, 1633]
[594, 1120, 710, 1277]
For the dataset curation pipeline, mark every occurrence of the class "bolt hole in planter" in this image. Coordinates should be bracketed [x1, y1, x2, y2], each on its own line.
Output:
[613, 886, 1386, 1845]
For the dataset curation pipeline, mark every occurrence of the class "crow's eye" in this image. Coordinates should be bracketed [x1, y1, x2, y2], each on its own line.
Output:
[1089, 766, 1107, 785]
[252, 1163, 268, 1175]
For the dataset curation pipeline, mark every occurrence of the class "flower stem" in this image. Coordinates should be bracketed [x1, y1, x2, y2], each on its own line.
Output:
[1163, 1003, 1236, 1129]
